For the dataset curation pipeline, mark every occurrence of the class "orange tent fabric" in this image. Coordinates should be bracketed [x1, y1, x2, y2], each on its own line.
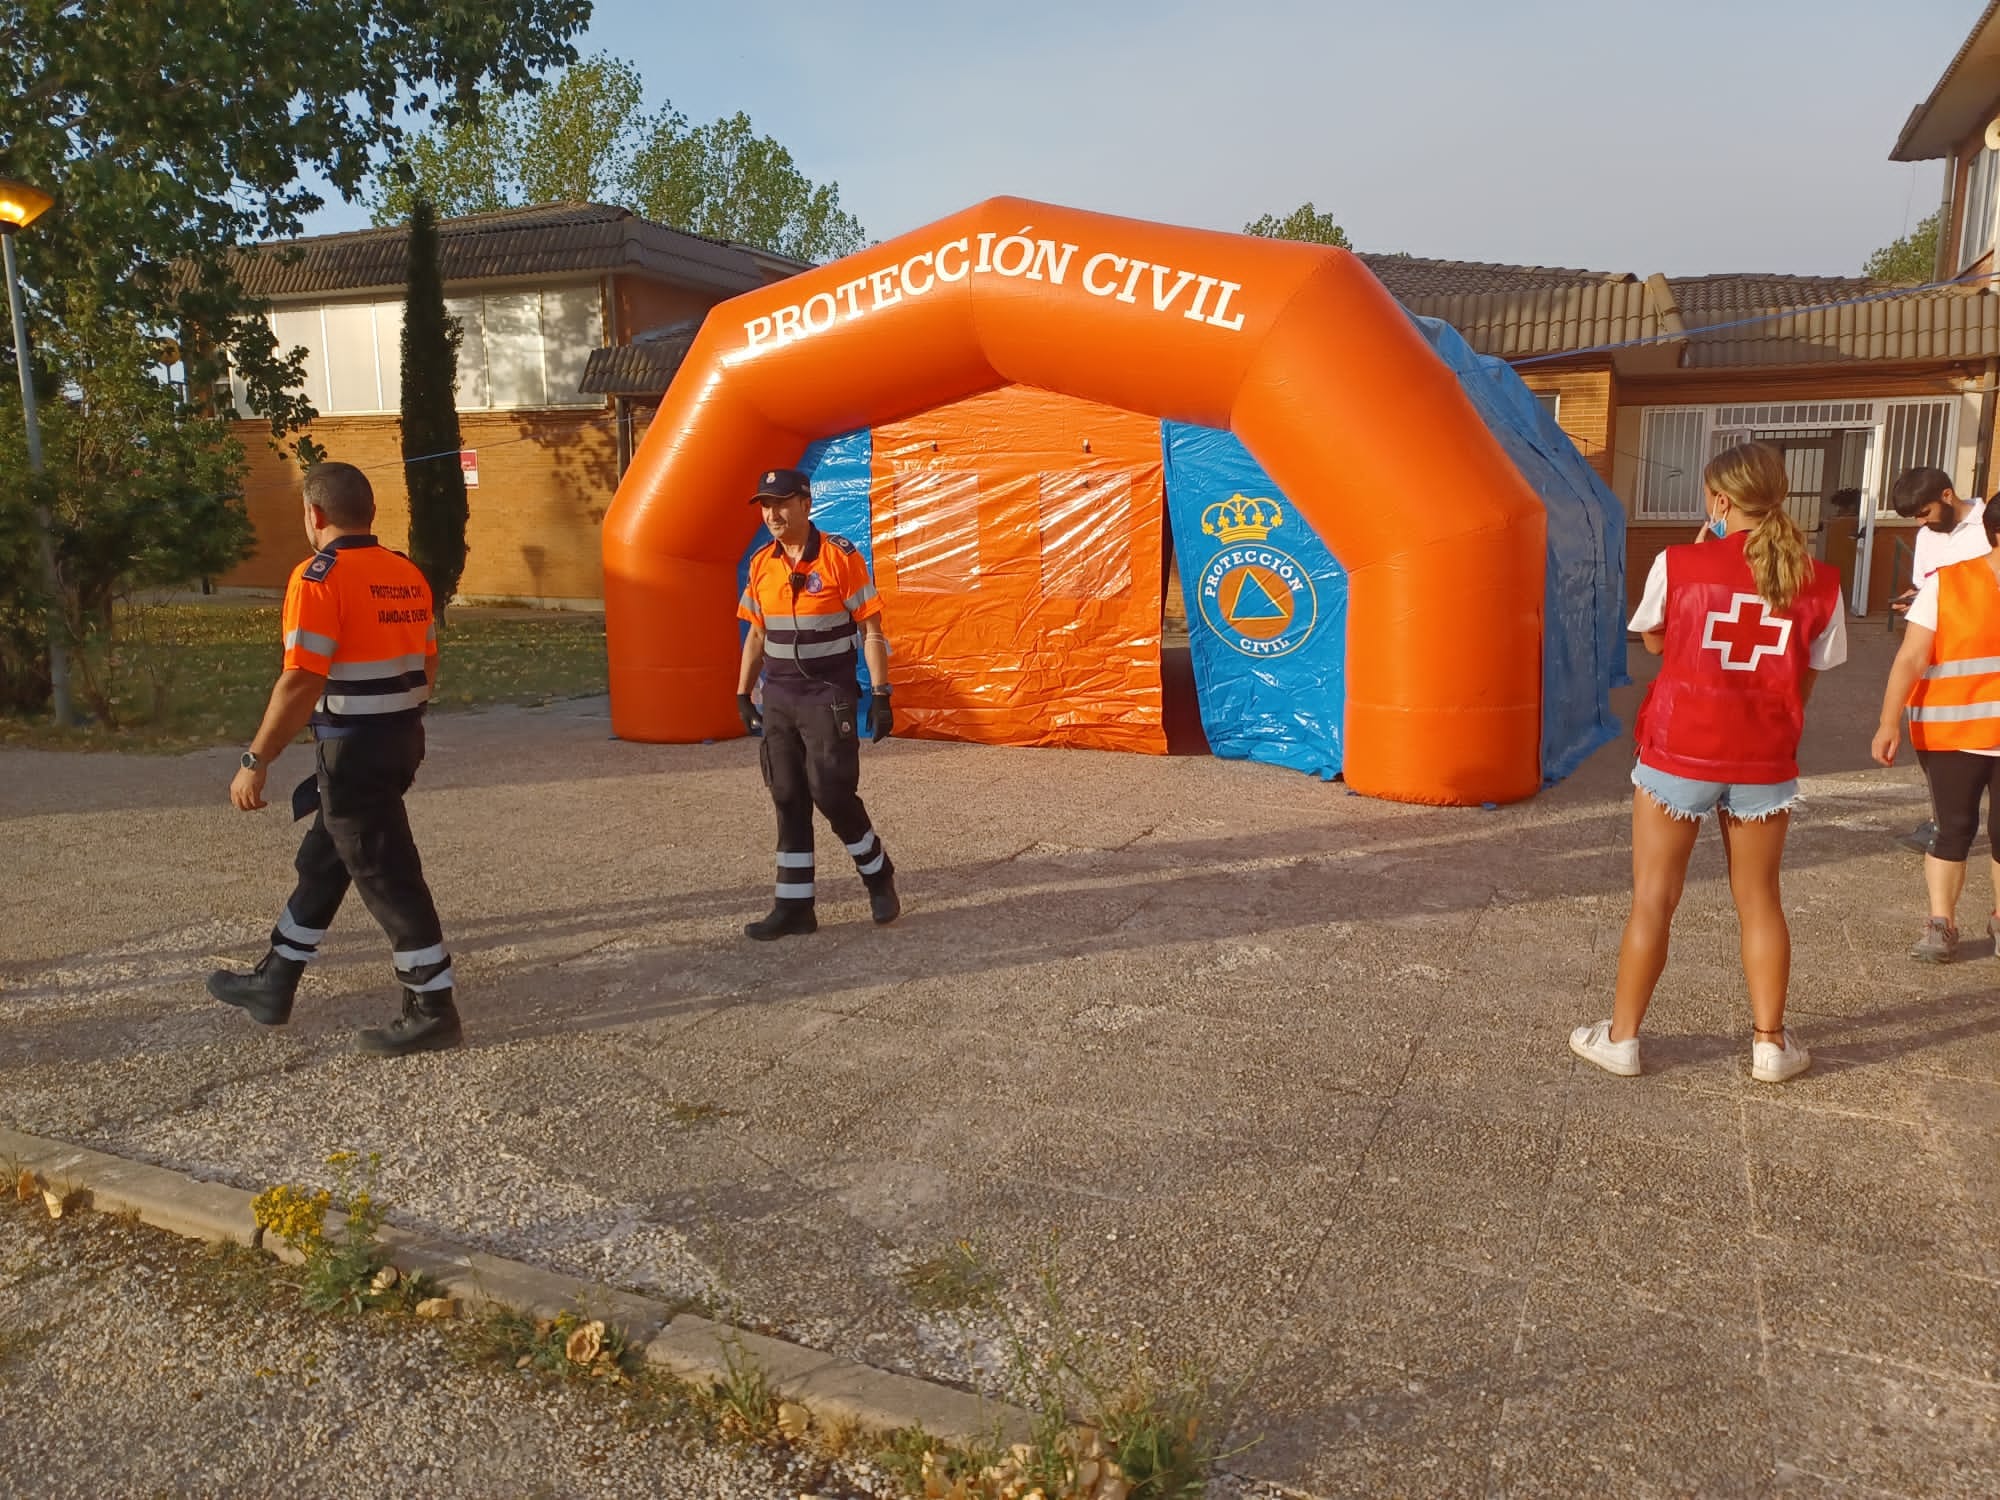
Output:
[602, 196, 1545, 805]
[869, 387, 1166, 754]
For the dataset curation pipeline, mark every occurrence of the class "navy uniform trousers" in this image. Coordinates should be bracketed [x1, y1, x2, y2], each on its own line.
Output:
[267, 718, 454, 996]
[759, 695, 892, 910]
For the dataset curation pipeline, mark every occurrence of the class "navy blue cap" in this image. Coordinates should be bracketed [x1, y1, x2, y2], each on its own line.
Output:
[751, 468, 811, 503]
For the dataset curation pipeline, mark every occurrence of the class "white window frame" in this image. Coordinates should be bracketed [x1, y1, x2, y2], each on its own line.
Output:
[253, 281, 607, 418]
[1962, 146, 2000, 273]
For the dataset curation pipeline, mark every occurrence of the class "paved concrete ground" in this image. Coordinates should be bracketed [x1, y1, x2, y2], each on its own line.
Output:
[3, 626, 1997, 1498]
[0, 1197, 865, 1499]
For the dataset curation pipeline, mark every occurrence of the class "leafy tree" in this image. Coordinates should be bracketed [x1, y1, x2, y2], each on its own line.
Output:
[370, 53, 868, 262]
[400, 201, 470, 617]
[0, 292, 252, 718]
[629, 111, 865, 261]
[1863, 209, 1942, 284]
[0, 0, 588, 451]
[1243, 203, 1353, 248]
[0, 0, 586, 714]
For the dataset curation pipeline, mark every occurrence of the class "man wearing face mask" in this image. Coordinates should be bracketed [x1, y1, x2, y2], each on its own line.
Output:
[1888, 468, 1990, 854]
[735, 467, 899, 940]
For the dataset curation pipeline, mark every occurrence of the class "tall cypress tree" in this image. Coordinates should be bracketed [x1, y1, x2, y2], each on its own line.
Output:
[400, 198, 469, 619]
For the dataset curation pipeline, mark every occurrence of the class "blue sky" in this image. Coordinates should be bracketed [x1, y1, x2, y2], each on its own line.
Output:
[311, 0, 1980, 276]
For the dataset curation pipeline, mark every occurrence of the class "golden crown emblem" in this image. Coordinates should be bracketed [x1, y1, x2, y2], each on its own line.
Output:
[1201, 494, 1284, 543]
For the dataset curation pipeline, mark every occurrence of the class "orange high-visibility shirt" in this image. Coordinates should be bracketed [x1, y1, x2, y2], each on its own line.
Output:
[282, 535, 437, 726]
[737, 525, 881, 702]
[1909, 555, 2000, 752]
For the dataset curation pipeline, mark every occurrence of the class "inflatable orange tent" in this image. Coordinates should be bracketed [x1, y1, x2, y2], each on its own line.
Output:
[602, 197, 1547, 805]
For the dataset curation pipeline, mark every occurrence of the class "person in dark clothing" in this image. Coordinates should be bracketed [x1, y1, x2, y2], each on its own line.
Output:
[734, 467, 899, 940]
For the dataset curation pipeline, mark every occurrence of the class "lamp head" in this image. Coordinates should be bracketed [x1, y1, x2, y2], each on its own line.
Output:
[0, 179, 54, 231]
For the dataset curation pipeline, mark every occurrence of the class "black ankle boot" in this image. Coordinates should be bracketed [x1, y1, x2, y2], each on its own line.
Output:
[206, 951, 305, 1026]
[865, 872, 900, 926]
[356, 989, 463, 1056]
[744, 903, 817, 941]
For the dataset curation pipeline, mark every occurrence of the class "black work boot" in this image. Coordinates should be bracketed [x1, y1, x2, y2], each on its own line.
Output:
[356, 989, 463, 1057]
[865, 871, 901, 926]
[744, 902, 817, 941]
[206, 951, 305, 1026]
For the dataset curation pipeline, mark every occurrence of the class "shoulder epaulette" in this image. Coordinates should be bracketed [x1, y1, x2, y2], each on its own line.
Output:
[302, 548, 339, 583]
[825, 532, 859, 555]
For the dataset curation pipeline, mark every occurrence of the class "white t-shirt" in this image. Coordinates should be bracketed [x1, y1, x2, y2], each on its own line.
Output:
[1905, 561, 2000, 756]
[1911, 498, 1988, 587]
[1628, 550, 1847, 669]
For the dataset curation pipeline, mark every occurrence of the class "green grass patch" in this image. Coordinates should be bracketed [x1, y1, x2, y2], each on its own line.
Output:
[899, 1238, 1000, 1314]
[0, 602, 607, 753]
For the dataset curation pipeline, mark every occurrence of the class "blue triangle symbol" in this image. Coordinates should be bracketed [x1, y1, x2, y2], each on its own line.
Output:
[1230, 570, 1288, 621]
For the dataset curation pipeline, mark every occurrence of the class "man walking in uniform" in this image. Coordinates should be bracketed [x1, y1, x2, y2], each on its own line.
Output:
[208, 461, 462, 1055]
[736, 467, 899, 939]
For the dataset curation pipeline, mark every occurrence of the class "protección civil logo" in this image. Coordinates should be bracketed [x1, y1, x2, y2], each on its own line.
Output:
[1196, 494, 1317, 659]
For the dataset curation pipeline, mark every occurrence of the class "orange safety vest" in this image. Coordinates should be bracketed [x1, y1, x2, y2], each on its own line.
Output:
[282, 535, 437, 728]
[1908, 555, 2000, 752]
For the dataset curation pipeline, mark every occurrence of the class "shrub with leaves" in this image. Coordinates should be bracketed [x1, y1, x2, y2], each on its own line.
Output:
[251, 1150, 429, 1316]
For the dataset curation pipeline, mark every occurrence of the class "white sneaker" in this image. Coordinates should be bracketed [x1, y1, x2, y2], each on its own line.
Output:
[1752, 1030, 1811, 1083]
[1569, 1020, 1640, 1077]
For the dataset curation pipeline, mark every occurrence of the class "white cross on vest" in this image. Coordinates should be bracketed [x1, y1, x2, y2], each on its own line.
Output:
[1702, 592, 1792, 671]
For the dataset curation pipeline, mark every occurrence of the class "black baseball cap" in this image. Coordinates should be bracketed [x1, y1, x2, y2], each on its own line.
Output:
[750, 468, 811, 503]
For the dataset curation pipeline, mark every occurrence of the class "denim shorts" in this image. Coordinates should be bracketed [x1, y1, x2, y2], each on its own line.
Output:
[1632, 761, 1798, 822]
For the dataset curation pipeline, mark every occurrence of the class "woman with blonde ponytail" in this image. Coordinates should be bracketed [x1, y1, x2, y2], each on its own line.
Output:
[1570, 442, 1846, 1085]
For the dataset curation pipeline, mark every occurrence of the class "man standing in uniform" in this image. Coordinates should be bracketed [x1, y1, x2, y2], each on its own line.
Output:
[207, 461, 462, 1055]
[1889, 467, 1992, 852]
[735, 467, 899, 939]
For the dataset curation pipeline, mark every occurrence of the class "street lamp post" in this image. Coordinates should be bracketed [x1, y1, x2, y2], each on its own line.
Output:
[0, 177, 71, 728]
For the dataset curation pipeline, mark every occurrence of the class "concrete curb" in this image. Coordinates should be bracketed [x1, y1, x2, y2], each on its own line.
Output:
[0, 1127, 1030, 1448]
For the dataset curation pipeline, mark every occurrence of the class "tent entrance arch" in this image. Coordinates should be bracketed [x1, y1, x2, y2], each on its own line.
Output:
[604, 197, 1555, 805]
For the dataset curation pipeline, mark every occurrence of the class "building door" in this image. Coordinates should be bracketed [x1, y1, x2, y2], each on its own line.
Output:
[1754, 428, 1867, 606]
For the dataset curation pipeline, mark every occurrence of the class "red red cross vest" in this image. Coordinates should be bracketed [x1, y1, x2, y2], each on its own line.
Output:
[1633, 534, 1843, 783]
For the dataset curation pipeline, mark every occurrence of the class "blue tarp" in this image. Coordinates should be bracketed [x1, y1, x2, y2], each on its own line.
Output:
[1161, 423, 1350, 780]
[1409, 316, 1627, 783]
[736, 428, 884, 736]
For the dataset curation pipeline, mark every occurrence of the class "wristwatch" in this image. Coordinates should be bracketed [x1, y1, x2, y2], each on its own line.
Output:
[239, 750, 262, 771]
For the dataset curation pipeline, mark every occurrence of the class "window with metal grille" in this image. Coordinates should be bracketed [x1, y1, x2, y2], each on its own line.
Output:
[1879, 399, 1958, 516]
[1636, 408, 1708, 520]
[1711, 402, 1873, 428]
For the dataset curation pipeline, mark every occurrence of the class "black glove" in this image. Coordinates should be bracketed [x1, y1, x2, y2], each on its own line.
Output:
[736, 694, 762, 735]
[870, 690, 892, 743]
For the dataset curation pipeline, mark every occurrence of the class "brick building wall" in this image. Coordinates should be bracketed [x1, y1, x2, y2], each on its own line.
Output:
[1518, 364, 1615, 483]
[219, 407, 619, 606]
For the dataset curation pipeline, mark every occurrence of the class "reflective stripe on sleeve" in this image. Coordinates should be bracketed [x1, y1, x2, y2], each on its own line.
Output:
[843, 584, 878, 613]
[285, 628, 338, 657]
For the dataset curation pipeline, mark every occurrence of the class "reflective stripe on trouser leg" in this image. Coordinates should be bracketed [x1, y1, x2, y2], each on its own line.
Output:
[775, 849, 815, 903]
[313, 725, 450, 997]
[275, 809, 351, 961]
[392, 941, 455, 993]
[763, 698, 817, 907]
[842, 829, 892, 881]
[268, 905, 329, 964]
